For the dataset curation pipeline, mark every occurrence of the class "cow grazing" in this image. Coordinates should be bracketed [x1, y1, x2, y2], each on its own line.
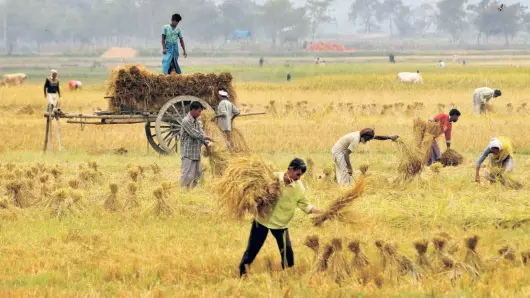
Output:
[2, 73, 28, 86]
[397, 70, 423, 84]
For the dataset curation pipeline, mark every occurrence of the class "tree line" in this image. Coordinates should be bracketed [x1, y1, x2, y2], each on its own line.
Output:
[1, 0, 530, 50]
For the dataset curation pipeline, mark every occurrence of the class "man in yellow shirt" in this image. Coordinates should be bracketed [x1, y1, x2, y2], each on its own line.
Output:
[239, 158, 321, 277]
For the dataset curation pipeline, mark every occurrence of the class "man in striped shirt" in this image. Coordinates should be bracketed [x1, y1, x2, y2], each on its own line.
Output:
[180, 101, 212, 189]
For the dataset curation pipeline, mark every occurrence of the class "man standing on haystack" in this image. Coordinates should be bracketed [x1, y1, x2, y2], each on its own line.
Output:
[44, 69, 61, 112]
[332, 129, 398, 185]
[239, 158, 322, 277]
[427, 109, 461, 165]
[473, 87, 501, 115]
[214, 88, 240, 152]
[180, 101, 212, 189]
[162, 14, 187, 75]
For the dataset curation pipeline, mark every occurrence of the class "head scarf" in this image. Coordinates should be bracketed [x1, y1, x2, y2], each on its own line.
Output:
[360, 128, 375, 139]
[218, 90, 228, 98]
[51, 69, 58, 74]
[488, 137, 502, 150]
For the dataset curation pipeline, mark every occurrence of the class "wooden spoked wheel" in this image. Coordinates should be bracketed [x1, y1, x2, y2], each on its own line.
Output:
[155, 96, 213, 154]
[145, 120, 173, 155]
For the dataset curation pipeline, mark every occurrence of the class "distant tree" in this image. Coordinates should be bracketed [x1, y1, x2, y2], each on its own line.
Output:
[437, 0, 469, 44]
[306, 0, 335, 40]
[218, 0, 256, 41]
[391, 2, 414, 36]
[349, 0, 380, 33]
[259, 0, 309, 47]
[412, 3, 436, 35]
[376, 0, 399, 36]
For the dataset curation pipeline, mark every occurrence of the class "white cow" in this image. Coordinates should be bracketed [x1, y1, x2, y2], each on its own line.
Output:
[397, 71, 423, 84]
[2, 73, 27, 86]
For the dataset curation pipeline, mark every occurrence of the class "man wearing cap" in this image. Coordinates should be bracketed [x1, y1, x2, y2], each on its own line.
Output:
[214, 88, 240, 151]
[332, 129, 399, 185]
[180, 101, 213, 189]
[44, 70, 61, 112]
[473, 87, 502, 115]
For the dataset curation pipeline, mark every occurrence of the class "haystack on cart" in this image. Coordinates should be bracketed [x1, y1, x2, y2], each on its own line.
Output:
[43, 66, 262, 155]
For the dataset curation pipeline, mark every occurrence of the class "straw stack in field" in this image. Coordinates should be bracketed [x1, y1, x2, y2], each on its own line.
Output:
[327, 238, 351, 284]
[213, 157, 281, 219]
[348, 240, 370, 270]
[312, 166, 367, 227]
[304, 235, 320, 257]
[106, 65, 236, 112]
[396, 140, 424, 180]
[438, 149, 464, 167]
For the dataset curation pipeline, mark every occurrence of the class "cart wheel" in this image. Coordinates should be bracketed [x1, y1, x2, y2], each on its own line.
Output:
[145, 120, 174, 155]
[155, 96, 213, 154]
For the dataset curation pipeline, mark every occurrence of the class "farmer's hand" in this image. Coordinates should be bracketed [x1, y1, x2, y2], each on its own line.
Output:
[311, 208, 323, 214]
[204, 136, 213, 142]
[475, 175, 480, 183]
[347, 169, 353, 175]
[391, 135, 399, 142]
[162, 48, 167, 54]
[183, 51, 188, 58]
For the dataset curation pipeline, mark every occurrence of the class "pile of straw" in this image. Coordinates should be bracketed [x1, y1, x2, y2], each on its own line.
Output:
[327, 238, 351, 284]
[414, 239, 432, 271]
[104, 183, 121, 212]
[348, 240, 370, 270]
[438, 149, 464, 167]
[396, 140, 424, 180]
[464, 235, 482, 272]
[213, 157, 280, 220]
[312, 166, 367, 227]
[106, 65, 236, 112]
[125, 183, 140, 210]
[153, 186, 173, 217]
[46, 188, 86, 218]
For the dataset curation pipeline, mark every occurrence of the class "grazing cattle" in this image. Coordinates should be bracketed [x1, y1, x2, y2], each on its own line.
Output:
[2, 73, 27, 86]
[397, 71, 423, 84]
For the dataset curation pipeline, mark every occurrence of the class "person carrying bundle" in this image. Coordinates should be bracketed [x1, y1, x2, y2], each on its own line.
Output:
[332, 128, 398, 185]
[180, 101, 213, 189]
[473, 87, 501, 115]
[213, 88, 240, 151]
[162, 14, 188, 75]
[475, 136, 514, 183]
[427, 109, 460, 165]
[239, 158, 322, 277]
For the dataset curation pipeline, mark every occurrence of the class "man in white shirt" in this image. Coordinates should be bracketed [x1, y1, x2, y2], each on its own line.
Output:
[214, 88, 240, 151]
[473, 87, 502, 115]
[332, 128, 398, 185]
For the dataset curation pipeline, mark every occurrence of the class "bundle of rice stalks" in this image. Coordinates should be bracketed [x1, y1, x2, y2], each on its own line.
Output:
[106, 65, 236, 112]
[78, 169, 101, 183]
[206, 144, 230, 177]
[213, 157, 280, 220]
[5, 181, 30, 208]
[104, 184, 121, 212]
[317, 243, 335, 272]
[464, 235, 482, 273]
[438, 149, 464, 167]
[444, 257, 478, 281]
[231, 127, 250, 153]
[327, 238, 351, 284]
[375, 240, 387, 269]
[382, 242, 400, 284]
[414, 239, 432, 271]
[312, 166, 367, 227]
[50, 166, 62, 181]
[489, 170, 524, 190]
[348, 240, 370, 270]
[25, 169, 35, 179]
[153, 187, 173, 217]
[39, 174, 51, 197]
[68, 179, 81, 189]
[46, 188, 86, 218]
[127, 167, 141, 182]
[413, 118, 442, 163]
[490, 245, 517, 263]
[125, 183, 140, 210]
[0, 196, 10, 209]
[304, 235, 320, 257]
[396, 140, 424, 180]
[88, 161, 99, 172]
[201, 111, 226, 145]
[150, 163, 161, 176]
[521, 250, 530, 266]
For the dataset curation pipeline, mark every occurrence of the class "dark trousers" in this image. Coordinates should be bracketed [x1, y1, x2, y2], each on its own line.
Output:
[239, 220, 294, 276]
